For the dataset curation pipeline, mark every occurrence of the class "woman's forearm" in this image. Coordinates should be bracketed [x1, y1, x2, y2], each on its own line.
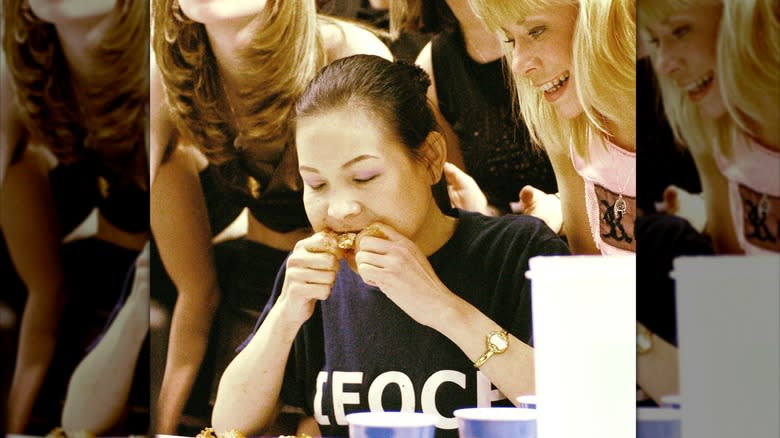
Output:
[434, 297, 535, 403]
[61, 245, 150, 434]
[156, 287, 219, 434]
[212, 304, 303, 435]
[8, 292, 65, 432]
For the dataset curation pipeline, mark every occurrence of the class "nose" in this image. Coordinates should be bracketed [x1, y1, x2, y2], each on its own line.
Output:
[327, 196, 362, 222]
[511, 44, 539, 77]
[655, 44, 683, 77]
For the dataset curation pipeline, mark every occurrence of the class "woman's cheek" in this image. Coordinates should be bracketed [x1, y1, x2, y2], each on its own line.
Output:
[303, 195, 327, 231]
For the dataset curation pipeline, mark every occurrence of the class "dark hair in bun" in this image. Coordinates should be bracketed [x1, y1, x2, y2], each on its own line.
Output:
[295, 54, 439, 156]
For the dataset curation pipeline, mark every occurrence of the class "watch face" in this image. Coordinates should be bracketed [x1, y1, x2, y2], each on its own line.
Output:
[490, 333, 508, 351]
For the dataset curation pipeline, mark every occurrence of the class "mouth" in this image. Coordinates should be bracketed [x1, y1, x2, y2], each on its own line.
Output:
[537, 71, 570, 102]
[336, 232, 359, 251]
[682, 71, 714, 101]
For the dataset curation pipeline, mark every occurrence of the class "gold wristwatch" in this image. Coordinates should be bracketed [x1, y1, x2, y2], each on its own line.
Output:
[637, 323, 654, 355]
[473, 329, 509, 368]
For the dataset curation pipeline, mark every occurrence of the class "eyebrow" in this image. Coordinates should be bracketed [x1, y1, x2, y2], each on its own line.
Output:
[299, 154, 380, 173]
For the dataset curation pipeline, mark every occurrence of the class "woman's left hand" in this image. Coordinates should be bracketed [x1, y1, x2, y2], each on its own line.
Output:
[355, 222, 458, 329]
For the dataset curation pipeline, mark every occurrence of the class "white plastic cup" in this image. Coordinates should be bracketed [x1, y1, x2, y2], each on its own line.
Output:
[636, 407, 681, 438]
[525, 255, 636, 438]
[346, 411, 437, 438]
[454, 407, 536, 438]
[671, 255, 780, 438]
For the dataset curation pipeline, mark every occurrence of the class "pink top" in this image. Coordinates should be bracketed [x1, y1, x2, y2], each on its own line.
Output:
[571, 134, 637, 255]
[715, 133, 780, 254]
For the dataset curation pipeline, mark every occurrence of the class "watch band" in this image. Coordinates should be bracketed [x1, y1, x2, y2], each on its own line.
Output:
[473, 329, 509, 369]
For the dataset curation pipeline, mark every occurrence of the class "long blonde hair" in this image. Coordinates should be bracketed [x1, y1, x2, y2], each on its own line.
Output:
[717, 0, 779, 158]
[3, 0, 148, 182]
[639, 0, 778, 160]
[467, 0, 636, 161]
[152, 0, 326, 193]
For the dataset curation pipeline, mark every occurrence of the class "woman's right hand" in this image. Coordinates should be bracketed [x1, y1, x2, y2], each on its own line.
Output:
[511, 185, 564, 234]
[658, 185, 708, 233]
[276, 232, 341, 326]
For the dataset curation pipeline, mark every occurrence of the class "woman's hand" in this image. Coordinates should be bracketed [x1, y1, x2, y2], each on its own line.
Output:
[510, 185, 564, 234]
[658, 185, 707, 233]
[276, 232, 342, 326]
[443, 162, 490, 215]
[354, 223, 457, 329]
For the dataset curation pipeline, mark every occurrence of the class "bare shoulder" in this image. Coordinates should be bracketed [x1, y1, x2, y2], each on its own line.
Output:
[320, 17, 393, 62]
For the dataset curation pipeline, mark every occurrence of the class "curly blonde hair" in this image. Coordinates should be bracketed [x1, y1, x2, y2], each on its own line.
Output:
[2, 0, 149, 182]
[152, 0, 327, 192]
[467, 0, 636, 162]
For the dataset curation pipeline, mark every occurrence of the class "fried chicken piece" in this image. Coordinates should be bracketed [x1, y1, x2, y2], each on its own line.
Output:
[304, 230, 339, 254]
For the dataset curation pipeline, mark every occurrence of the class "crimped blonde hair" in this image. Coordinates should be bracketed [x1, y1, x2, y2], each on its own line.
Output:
[2, 0, 149, 182]
[152, 0, 326, 192]
[467, 0, 636, 162]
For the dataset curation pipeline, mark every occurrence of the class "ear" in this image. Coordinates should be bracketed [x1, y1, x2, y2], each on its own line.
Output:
[419, 131, 447, 184]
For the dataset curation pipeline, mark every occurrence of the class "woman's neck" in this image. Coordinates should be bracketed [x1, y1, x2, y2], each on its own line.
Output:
[447, 0, 502, 63]
[204, 16, 262, 89]
[415, 203, 458, 257]
[54, 13, 114, 84]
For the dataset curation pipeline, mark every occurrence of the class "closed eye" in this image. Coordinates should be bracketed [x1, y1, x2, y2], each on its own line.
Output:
[354, 174, 378, 184]
[528, 25, 547, 39]
[304, 179, 326, 190]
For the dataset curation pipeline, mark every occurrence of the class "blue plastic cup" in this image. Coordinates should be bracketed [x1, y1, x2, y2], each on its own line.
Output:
[659, 394, 681, 409]
[516, 395, 538, 410]
[346, 411, 437, 438]
[454, 407, 536, 438]
[637, 407, 681, 438]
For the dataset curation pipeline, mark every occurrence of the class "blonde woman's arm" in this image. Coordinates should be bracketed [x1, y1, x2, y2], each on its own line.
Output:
[546, 149, 599, 254]
[61, 243, 150, 434]
[151, 145, 221, 434]
[685, 141, 741, 254]
[1, 145, 66, 433]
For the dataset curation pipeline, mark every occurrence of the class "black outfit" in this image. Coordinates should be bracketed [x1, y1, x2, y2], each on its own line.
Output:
[431, 29, 558, 214]
[243, 210, 570, 437]
[1, 156, 148, 434]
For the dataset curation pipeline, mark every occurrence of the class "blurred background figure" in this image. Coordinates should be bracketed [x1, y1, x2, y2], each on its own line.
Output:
[390, 0, 558, 218]
[1, 0, 149, 433]
[149, 0, 391, 433]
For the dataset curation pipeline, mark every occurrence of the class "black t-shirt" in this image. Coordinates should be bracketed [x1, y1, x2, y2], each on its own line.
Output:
[245, 209, 570, 437]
